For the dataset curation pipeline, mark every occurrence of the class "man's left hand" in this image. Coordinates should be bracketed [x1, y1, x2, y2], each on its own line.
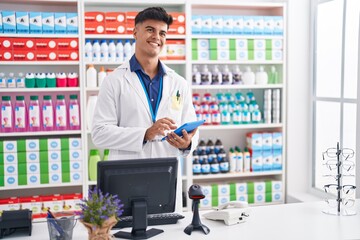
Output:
[166, 128, 198, 150]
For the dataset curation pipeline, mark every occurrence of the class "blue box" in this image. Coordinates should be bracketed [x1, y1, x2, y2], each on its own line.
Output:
[2, 11, 16, 34]
[201, 16, 212, 34]
[232, 16, 244, 35]
[54, 12, 66, 34]
[16, 12, 29, 34]
[243, 16, 254, 35]
[272, 149, 282, 170]
[263, 16, 274, 35]
[262, 150, 273, 171]
[0, 12, 3, 33]
[191, 15, 201, 34]
[253, 16, 264, 35]
[42, 12, 54, 34]
[211, 16, 223, 34]
[222, 16, 233, 34]
[29, 12, 42, 34]
[273, 16, 283, 35]
[66, 13, 78, 34]
[251, 150, 263, 172]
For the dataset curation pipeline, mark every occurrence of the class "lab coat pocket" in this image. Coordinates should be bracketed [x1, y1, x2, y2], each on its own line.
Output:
[171, 96, 182, 111]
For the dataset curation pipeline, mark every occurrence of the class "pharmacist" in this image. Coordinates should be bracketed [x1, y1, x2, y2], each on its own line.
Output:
[91, 7, 199, 212]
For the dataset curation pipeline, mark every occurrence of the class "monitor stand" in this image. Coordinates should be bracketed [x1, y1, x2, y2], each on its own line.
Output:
[114, 199, 164, 240]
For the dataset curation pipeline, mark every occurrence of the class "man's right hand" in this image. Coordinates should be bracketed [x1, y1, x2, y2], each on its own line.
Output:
[144, 117, 177, 141]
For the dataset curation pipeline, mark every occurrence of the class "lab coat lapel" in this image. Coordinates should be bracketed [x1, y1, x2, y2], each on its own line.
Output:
[123, 68, 152, 118]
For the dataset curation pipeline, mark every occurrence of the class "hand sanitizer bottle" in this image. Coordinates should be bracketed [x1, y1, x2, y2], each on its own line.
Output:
[242, 66, 255, 85]
[255, 66, 268, 85]
[268, 65, 279, 84]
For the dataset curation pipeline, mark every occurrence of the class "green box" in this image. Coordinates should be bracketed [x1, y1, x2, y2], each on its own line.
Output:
[192, 38, 198, 50]
[192, 50, 198, 60]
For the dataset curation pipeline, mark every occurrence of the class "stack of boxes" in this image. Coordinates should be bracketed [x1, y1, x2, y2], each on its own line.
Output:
[192, 38, 283, 61]
[1, 11, 78, 34]
[246, 131, 283, 171]
[200, 180, 283, 209]
[0, 137, 82, 188]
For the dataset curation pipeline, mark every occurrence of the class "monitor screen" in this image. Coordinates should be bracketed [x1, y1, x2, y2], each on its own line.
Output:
[97, 157, 178, 239]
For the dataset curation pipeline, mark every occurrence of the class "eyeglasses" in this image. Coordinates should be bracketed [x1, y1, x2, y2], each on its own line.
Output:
[323, 173, 355, 181]
[324, 184, 356, 196]
[323, 159, 355, 172]
[322, 148, 354, 160]
[325, 198, 355, 208]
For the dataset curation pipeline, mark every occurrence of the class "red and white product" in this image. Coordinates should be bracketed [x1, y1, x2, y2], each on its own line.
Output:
[105, 22, 126, 34]
[0, 38, 13, 50]
[84, 22, 105, 34]
[12, 38, 35, 50]
[35, 38, 57, 50]
[105, 12, 126, 23]
[57, 50, 78, 61]
[13, 50, 35, 61]
[57, 39, 78, 50]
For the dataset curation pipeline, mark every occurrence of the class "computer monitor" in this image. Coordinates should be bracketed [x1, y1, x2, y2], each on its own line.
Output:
[97, 157, 178, 239]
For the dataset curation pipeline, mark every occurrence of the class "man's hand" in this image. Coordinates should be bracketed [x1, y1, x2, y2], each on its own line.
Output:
[144, 117, 177, 141]
[166, 128, 198, 150]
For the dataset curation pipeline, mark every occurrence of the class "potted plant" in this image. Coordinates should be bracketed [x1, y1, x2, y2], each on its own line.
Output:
[78, 187, 124, 240]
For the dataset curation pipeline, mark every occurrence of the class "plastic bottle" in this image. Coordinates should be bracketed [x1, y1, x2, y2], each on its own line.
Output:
[221, 110, 231, 125]
[242, 109, 251, 124]
[233, 65, 242, 85]
[97, 66, 106, 87]
[86, 64, 97, 88]
[198, 138, 206, 152]
[1, 96, 13, 132]
[42, 95, 54, 131]
[25, 73, 36, 88]
[84, 39, 93, 62]
[103, 149, 109, 161]
[35, 72, 46, 88]
[201, 65, 212, 85]
[210, 157, 220, 174]
[89, 149, 101, 181]
[16, 73, 25, 88]
[67, 72, 79, 87]
[46, 72, 56, 88]
[206, 139, 215, 155]
[7, 73, 16, 88]
[56, 72, 67, 88]
[252, 105, 262, 123]
[87, 95, 98, 131]
[268, 65, 279, 84]
[192, 66, 201, 85]
[100, 40, 109, 62]
[108, 40, 116, 62]
[219, 155, 229, 173]
[222, 65, 233, 85]
[201, 158, 210, 175]
[243, 148, 251, 172]
[211, 65, 222, 85]
[255, 66, 268, 85]
[55, 95, 68, 130]
[0, 73, 6, 88]
[235, 147, 244, 172]
[124, 40, 132, 61]
[242, 66, 255, 85]
[69, 95, 80, 130]
[228, 148, 236, 172]
[116, 40, 124, 62]
[214, 139, 223, 154]
[192, 153, 201, 175]
[92, 40, 101, 62]
[28, 96, 41, 131]
[14, 96, 27, 132]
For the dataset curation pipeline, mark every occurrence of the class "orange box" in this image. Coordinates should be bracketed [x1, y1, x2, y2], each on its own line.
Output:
[105, 12, 126, 23]
[13, 50, 36, 61]
[126, 11, 137, 23]
[84, 12, 105, 23]
[35, 38, 57, 50]
[57, 38, 78, 50]
[0, 50, 13, 61]
[105, 22, 126, 34]
[166, 39, 185, 60]
[12, 38, 36, 50]
[169, 12, 186, 25]
[36, 51, 57, 61]
[125, 23, 134, 34]
[85, 22, 105, 34]
[0, 38, 13, 50]
[167, 24, 186, 35]
[57, 50, 79, 61]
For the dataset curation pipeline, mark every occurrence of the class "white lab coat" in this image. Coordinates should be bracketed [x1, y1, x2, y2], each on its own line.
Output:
[92, 61, 199, 212]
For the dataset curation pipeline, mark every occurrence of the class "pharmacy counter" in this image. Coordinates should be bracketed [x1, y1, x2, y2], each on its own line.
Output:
[5, 200, 360, 240]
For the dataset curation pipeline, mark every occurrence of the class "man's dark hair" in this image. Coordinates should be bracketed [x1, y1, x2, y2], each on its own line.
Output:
[135, 7, 173, 27]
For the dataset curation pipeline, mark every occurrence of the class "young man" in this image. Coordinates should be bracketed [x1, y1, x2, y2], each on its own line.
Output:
[91, 7, 199, 212]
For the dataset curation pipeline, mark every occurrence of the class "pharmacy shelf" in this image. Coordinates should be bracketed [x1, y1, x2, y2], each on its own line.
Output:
[85, 60, 186, 66]
[84, 0, 185, 6]
[199, 123, 283, 130]
[0, 87, 80, 93]
[85, 34, 185, 40]
[192, 35, 283, 39]
[0, 130, 81, 137]
[192, 84, 283, 90]
[0, 182, 83, 191]
[1, 0, 78, 3]
[192, 60, 283, 65]
[0, 61, 79, 65]
[192, 171, 283, 181]
[0, 34, 79, 38]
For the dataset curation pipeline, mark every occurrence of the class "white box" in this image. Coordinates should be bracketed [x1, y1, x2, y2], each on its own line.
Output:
[272, 132, 283, 149]
[211, 16, 223, 34]
[233, 16, 244, 34]
[236, 194, 248, 202]
[235, 182, 248, 195]
[273, 16, 283, 35]
[29, 12, 42, 34]
[222, 16, 233, 34]
[27, 174, 40, 185]
[201, 185, 212, 197]
[271, 181, 283, 192]
[262, 133, 272, 150]
[27, 162, 40, 174]
[48, 151, 61, 162]
[218, 195, 231, 205]
[272, 192, 283, 202]
[27, 152, 40, 163]
[218, 184, 230, 196]
[16, 12, 29, 34]
[66, 13, 78, 34]
[3, 141, 17, 153]
[247, 133, 262, 150]
[254, 50, 266, 60]
[2, 11, 16, 34]
[254, 181, 266, 193]
[5, 175, 17, 187]
[271, 39, 283, 50]
[251, 151, 263, 172]
[235, 39, 247, 50]
[201, 16, 212, 34]
[191, 15, 202, 34]
[236, 50, 248, 60]
[54, 12, 66, 34]
[217, 49, 230, 60]
[69, 149, 82, 161]
[200, 196, 212, 209]
[70, 160, 82, 172]
[272, 149, 282, 170]
[71, 172, 82, 183]
[48, 139, 61, 151]
[49, 172, 62, 184]
[26, 139, 39, 152]
[196, 39, 209, 50]
[262, 150, 273, 171]
[254, 39, 265, 50]
[243, 16, 254, 35]
[263, 16, 274, 35]
[254, 193, 266, 203]
[4, 153, 17, 164]
[253, 16, 264, 35]
[198, 49, 210, 60]
[69, 138, 82, 150]
[49, 162, 61, 173]
[4, 164, 17, 175]
[42, 12, 54, 34]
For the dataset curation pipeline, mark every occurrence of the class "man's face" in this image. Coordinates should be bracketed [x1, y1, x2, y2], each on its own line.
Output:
[133, 19, 168, 58]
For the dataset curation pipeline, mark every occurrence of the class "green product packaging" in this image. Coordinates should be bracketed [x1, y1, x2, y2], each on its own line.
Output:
[191, 38, 198, 50]
[192, 50, 198, 60]
[25, 73, 36, 88]
[103, 149, 109, 161]
[35, 73, 46, 88]
[88, 149, 101, 181]
[46, 73, 56, 88]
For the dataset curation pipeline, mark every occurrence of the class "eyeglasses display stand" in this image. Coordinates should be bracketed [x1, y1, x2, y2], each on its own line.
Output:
[322, 142, 356, 216]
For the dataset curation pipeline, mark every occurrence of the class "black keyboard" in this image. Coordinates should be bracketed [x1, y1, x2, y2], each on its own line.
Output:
[115, 213, 185, 228]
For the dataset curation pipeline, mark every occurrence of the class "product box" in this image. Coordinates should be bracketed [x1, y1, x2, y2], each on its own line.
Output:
[20, 196, 42, 217]
[201, 16, 212, 34]
[209, 38, 229, 50]
[167, 24, 185, 35]
[266, 50, 283, 60]
[47, 138, 61, 151]
[105, 22, 126, 34]
[192, 38, 209, 50]
[166, 40, 185, 60]
[263, 16, 274, 35]
[191, 15, 202, 34]
[70, 172, 82, 183]
[270, 180, 283, 192]
[0, 12, 3, 33]
[27, 174, 40, 185]
[42, 194, 63, 213]
[254, 50, 266, 61]
[42, 12, 54, 34]
[235, 39, 247, 50]
[4, 163, 17, 175]
[254, 193, 266, 203]
[48, 150, 61, 162]
[253, 16, 264, 35]
[12, 38, 35, 50]
[26, 151, 40, 163]
[36, 50, 57, 61]
[125, 12, 137, 23]
[262, 132, 272, 150]
[3, 152, 19, 164]
[69, 138, 81, 150]
[272, 192, 283, 202]
[13, 50, 36, 61]
[2, 11, 16, 34]
[57, 50, 78, 61]
[254, 181, 266, 193]
[5, 175, 17, 187]
[29, 12, 42, 34]
[236, 194, 248, 202]
[200, 196, 212, 208]
[169, 12, 186, 25]
[25, 139, 40, 152]
[62, 193, 82, 212]
[246, 132, 262, 150]
[0, 197, 20, 213]
[266, 39, 283, 50]
[192, 49, 209, 61]
[49, 162, 61, 173]
[70, 160, 82, 172]
[272, 149, 282, 170]
[16, 12, 29, 34]
[124, 23, 134, 34]
[35, 38, 57, 50]
[210, 49, 235, 61]
[217, 184, 231, 196]
[69, 149, 82, 161]
[0, 38, 12, 50]
[222, 16, 233, 34]
[235, 50, 249, 60]
[27, 162, 40, 174]
[254, 39, 266, 50]
[211, 16, 223, 34]
[57, 38, 78, 50]
[235, 182, 248, 195]
[105, 12, 126, 23]
[84, 12, 105, 23]
[243, 16, 254, 35]
[233, 16, 244, 34]
[2, 140, 17, 153]
[262, 150, 273, 171]
[272, 132, 283, 149]
[66, 13, 78, 34]
[48, 172, 61, 184]
[201, 185, 212, 197]
[273, 16, 283, 35]
[250, 150, 263, 172]
[84, 22, 105, 34]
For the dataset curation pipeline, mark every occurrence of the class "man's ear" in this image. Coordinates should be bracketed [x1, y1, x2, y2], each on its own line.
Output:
[133, 26, 137, 40]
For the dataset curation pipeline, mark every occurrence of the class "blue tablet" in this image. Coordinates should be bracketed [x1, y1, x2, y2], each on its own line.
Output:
[162, 120, 205, 141]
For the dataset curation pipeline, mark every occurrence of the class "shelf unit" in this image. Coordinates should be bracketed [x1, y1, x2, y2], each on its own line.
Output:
[0, 0, 287, 212]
